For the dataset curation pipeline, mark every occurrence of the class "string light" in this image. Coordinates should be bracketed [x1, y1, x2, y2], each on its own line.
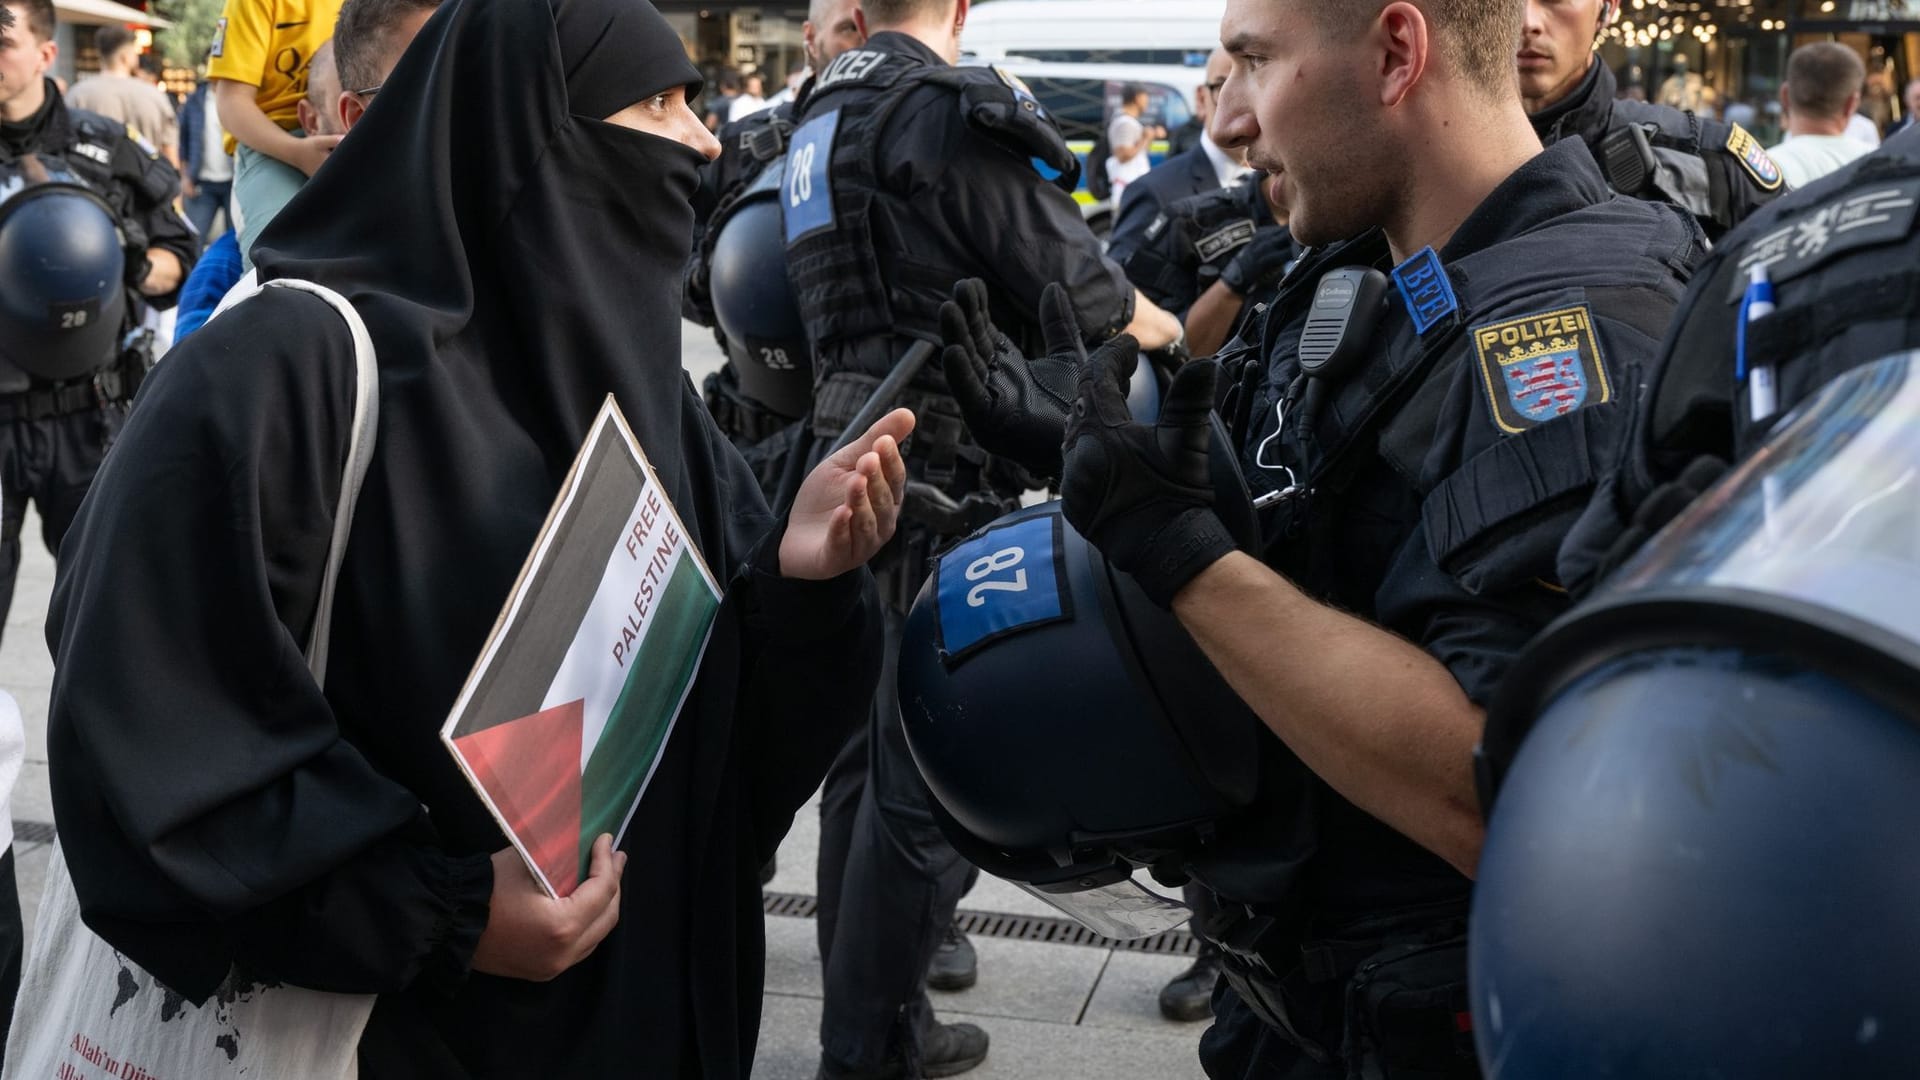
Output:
[1602, 0, 1914, 45]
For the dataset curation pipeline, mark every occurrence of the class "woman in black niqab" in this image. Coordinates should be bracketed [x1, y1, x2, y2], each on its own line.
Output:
[43, 0, 908, 1073]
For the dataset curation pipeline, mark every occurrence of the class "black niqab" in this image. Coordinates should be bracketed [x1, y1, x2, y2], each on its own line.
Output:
[253, 0, 706, 519]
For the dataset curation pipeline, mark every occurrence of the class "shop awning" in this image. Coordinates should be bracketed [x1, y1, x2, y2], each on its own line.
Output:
[54, 0, 172, 28]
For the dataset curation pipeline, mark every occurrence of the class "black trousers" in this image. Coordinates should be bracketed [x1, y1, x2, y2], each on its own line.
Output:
[0, 406, 126, 647]
[0, 847, 22, 1072]
[815, 604, 975, 1076]
[1200, 983, 1340, 1080]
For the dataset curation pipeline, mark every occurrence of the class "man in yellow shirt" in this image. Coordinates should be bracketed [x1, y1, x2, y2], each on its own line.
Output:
[209, 0, 341, 268]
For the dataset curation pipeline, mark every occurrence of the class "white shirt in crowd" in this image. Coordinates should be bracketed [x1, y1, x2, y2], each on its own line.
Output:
[1200, 131, 1250, 189]
[729, 93, 769, 123]
[1766, 132, 1874, 190]
[200, 90, 234, 184]
[1845, 112, 1882, 148]
[1105, 112, 1150, 204]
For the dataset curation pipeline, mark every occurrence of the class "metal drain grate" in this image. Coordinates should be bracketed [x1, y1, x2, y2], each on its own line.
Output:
[15, 821, 54, 845]
[762, 890, 1200, 957]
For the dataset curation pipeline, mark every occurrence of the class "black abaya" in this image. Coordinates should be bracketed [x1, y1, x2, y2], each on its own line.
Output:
[43, 0, 880, 1074]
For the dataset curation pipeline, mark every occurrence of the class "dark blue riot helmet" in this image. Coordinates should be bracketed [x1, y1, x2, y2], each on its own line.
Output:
[897, 417, 1278, 935]
[710, 160, 814, 421]
[0, 178, 127, 382]
[1473, 352, 1920, 1078]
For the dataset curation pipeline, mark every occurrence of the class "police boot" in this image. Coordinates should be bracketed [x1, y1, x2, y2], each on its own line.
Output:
[917, 1021, 989, 1078]
[925, 921, 977, 992]
[1157, 941, 1222, 1022]
[813, 1022, 989, 1080]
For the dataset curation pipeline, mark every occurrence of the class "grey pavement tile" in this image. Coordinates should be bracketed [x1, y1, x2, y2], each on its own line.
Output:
[755, 992, 828, 1080]
[963, 872, 1063, 921]
[764, 913, 825, 1000]
[10, 761, 52, 827]
[931, 935, 1109, 1026]
[1081, 950, 1210, 1035]
[767, 787, 823, 897]
[683, 318, 727, 384]
[15, 839, 51, 944]
[755, 992, 1208, 1080]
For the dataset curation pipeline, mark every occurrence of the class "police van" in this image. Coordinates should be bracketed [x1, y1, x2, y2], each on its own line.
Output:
[963, 0, 1227, 65]
[962, 0, 1225, 234]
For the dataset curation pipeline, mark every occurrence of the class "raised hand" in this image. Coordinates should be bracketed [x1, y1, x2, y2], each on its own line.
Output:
[1060, 351, 1235, 607]
[939, 279, 1137, 479]
[780, 408, 915, 580]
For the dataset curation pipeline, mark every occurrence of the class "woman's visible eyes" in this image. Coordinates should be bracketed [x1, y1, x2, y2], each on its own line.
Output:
[647, 92, 674, 113]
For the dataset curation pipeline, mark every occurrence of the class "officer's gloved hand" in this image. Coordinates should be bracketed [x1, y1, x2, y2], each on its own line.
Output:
[1061, 347, 1237, 608]
[119, 219, 153, 291]
[1219, 227, 1296, 298]
[1594, 454, 1730, 585]
[941, 279, 1133, 479]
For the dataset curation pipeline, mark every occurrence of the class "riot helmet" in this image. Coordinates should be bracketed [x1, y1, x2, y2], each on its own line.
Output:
[0, 176, 126, 383]
[709, 161, 813, 421]
[897, 425, 1275, 937]
[1473, 352, 1920, 1077]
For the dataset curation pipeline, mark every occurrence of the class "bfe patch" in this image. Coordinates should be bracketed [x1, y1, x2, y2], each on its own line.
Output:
[1473, 305, 1613, 434]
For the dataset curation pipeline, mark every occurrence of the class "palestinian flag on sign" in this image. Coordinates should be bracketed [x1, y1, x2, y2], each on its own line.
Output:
[442, 399, 722, 897]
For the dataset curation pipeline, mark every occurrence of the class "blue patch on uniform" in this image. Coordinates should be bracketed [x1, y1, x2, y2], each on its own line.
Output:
[1030, 157, 1063, 181]
[1390, 246, 1458, 335]
[934, 514, 1069, 664]
[783, 110, 840, 245]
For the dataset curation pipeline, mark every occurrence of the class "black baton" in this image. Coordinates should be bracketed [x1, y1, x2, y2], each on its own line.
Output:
[829, 339, 937, 455]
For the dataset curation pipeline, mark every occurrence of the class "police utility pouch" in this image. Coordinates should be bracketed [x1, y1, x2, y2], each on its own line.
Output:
[1341, 936, 1478, 1080]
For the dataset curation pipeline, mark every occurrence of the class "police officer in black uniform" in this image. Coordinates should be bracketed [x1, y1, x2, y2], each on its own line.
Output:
[778, 0, 1180, 1073]
[691, 0, 864, 455]
[1124, 170, 1299, 368]
[0, 0, 195, 641]
[939, 1, 1702, 1075]
[1556, 122, 1920, 597]
[1521, 0, 1781, 238]
[684, 0, 863, 488]
[1470, 123, 1920, 1080]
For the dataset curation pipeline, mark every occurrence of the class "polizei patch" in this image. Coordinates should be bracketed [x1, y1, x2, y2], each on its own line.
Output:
[1473, 305, 1613, 434]
[1727, 124, 1784, 191]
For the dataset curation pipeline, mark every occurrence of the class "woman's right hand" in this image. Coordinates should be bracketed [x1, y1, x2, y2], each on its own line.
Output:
[471, 833, 627, 982]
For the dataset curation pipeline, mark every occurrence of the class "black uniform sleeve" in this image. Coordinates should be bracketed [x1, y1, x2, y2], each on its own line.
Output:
[47, 290, 489, 1002]
[1105, 182, 1166, 266]
[111, 129, 197, 308]
[1376, 295, 1675, 704]
[884, 106, 1134, 338]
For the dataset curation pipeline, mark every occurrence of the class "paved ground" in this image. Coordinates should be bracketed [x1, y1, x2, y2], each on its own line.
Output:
[0, 322, 1210, 1078]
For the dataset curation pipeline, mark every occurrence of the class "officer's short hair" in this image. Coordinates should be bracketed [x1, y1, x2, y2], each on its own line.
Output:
[1785, 42, 1866, 121]
[860, 0, 956, 27]
[1302, 0, 1523, 93]
[94, 23, 136, 62]
[333, 0, 441, 93]
[1, 0, 54, 43]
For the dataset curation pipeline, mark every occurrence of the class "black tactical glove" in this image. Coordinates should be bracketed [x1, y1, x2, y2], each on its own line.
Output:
[1061, 347, 1236, 608]
[1595, 454, 1730, 585]
[1218, 227, 1296, 298]
[940, 279, 1135, 479]
[119, 218, 153, 292]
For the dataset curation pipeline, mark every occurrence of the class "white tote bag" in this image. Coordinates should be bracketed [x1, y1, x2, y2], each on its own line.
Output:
[5, 279, 383, 1080]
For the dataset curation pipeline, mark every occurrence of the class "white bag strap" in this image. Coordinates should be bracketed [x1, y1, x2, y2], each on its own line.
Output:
[208, 276, 379, 685]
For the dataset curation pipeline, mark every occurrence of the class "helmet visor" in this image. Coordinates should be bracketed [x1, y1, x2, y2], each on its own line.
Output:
[1017, 875, 1192, 940]
[1612, 350, 1920, 647]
